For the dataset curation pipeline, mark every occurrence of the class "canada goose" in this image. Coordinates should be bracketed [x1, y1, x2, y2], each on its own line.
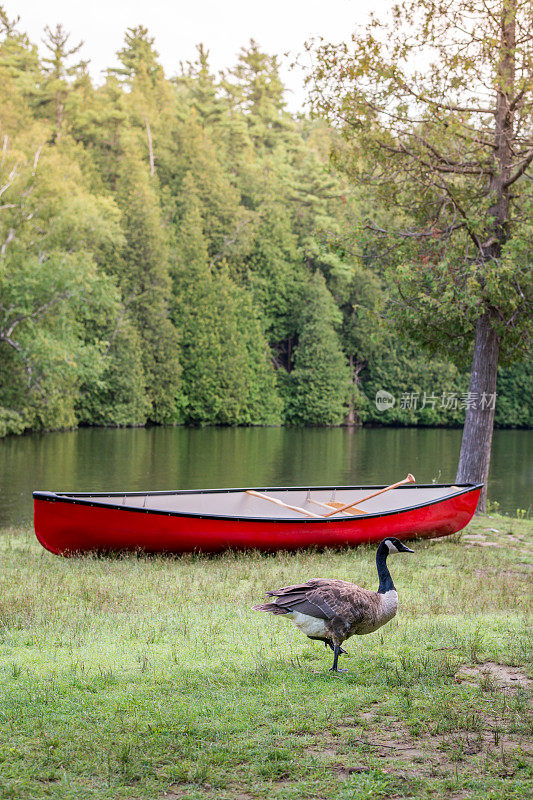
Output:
[252, 537, 414, 672]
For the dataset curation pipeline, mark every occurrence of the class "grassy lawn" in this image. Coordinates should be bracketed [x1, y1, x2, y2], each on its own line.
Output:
[0, 515, 531, 800]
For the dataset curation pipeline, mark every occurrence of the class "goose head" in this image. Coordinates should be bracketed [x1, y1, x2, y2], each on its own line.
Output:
[381, 537, 414, 554]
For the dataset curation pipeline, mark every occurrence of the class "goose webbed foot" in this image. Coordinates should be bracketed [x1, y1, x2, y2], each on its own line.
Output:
[330, 644, 348, 673]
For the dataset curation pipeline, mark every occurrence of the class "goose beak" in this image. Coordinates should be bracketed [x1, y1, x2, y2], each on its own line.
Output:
[403, 545, 414, 553]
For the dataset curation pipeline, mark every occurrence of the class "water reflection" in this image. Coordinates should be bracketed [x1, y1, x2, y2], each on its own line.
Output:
[0, 426, 531, 526]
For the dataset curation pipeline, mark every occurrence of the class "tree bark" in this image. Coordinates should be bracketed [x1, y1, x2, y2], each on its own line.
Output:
[455, 314, 500, 512]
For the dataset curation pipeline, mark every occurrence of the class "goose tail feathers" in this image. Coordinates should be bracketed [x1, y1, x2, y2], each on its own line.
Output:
[252, 603, 288, 615]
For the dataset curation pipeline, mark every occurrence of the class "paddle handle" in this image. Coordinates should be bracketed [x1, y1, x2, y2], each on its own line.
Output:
[323, 474, 416, 517]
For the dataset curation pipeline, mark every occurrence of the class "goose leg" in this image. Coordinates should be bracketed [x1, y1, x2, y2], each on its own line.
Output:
[330, 644, 348, 673]
[325, 640, 347, 655]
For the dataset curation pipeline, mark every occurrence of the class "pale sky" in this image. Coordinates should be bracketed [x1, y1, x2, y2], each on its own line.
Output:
[4, 0, 391, 110]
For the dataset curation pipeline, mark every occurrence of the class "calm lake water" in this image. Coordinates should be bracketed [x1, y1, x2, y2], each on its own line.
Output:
[1, 426, 531, 527]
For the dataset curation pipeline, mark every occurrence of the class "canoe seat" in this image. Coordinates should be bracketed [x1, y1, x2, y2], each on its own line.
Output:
[326, 501, 367, 515]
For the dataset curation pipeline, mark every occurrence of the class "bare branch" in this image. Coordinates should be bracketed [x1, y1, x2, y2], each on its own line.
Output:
[209, 218, 252, 267]
[503, 148, 533, 187]
[0, 333, 46, 397]
[2, 291, 75, 338]
[32, 144, 43, 176]
[410, 132, 494, 174]
[397, 81, 495, 115]
[0, 161, 19, 198]
[0, 227, 15, 259]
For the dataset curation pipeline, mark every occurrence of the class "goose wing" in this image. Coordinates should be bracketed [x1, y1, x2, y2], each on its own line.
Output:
[269, 579, 379, 629]
[312, 581, 379, 627]
[266, 580, 337, 620]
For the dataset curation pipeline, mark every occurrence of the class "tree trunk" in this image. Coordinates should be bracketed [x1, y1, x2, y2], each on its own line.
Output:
[455, 314, 499, 512]
[344, 355, 365, 426]
[344, 354, 356, 425]
[56, 95, 63, 144]
[144, 117, 155, 177]
[456, 5, 515, 513]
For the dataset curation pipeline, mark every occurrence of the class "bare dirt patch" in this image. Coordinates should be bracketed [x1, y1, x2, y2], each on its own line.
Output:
[310, 699, 532, 786]
[455, 661, 531, 692]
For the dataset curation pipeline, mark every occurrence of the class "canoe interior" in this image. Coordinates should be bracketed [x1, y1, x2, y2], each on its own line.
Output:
[41, 484, 476, 521]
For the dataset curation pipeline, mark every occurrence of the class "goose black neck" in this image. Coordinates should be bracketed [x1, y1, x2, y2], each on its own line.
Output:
[376, 543, 395, 594]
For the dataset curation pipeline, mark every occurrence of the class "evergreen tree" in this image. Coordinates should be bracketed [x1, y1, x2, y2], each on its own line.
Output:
[175, 44, 226, 126]
[246, 196, 305, 353]
[162, 113, 251, 266]
[112, 26, 164, 87]
[115, 153, 181, 423]
[285, 273, 351, 425]
[69, 75, 128, 191]
[0, 11, 529, 439]
[0, 8, 40, 101]
[111, 26, 177, 181]
[225, 40, 293, 151]
[171, 174, 281, 425]
[37, 24, 87, 142]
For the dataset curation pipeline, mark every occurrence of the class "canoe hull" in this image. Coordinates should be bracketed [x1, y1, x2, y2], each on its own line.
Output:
[33, 485, 481, 555]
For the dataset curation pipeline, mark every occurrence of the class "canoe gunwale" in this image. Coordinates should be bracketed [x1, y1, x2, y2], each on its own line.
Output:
[33, 483, 483, 524]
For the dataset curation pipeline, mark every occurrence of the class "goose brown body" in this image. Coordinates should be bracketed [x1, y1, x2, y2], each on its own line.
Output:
[253, 538, 413, 671]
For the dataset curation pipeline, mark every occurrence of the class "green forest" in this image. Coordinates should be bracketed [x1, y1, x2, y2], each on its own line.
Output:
[0, 11, 530, 437]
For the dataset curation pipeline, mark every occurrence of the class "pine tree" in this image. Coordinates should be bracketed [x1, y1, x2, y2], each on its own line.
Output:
[225, 40, 293, 151]
[111, 26, 163, 88]
[37, 24, 87, 142]
[175, 44, 226, 126]
[68, 75, 128, 191]
[161, 113, 250, 267]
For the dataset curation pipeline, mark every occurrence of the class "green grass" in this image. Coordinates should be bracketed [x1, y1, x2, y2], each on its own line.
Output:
[0, 515, 532, 800]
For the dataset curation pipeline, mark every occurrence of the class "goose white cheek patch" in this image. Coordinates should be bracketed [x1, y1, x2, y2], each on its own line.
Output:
[386, 540, 399, 553]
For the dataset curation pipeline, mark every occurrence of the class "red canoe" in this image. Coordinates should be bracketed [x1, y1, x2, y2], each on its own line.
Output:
[33, 483, 482, 555]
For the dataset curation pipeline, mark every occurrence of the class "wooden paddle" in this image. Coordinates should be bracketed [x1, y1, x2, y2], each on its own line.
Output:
[245, 489, 322, 518]
[322, 474, 416, 517]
